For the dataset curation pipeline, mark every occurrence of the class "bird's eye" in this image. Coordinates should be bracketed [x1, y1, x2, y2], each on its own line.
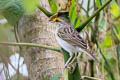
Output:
[55, 19, 60, 22]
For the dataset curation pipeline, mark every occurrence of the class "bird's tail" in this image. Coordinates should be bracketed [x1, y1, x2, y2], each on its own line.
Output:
[79, 48, 98, 62]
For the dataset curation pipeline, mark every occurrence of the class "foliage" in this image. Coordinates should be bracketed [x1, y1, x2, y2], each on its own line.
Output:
[69, 0, 81, 28]
[0, 0, 24, 25]
[0, 0, 40, 25]
[101, 33, 113, 49]
[48, 0, 58, 13]
[110, 3, 120, 17]
[21, 0, 39, 14]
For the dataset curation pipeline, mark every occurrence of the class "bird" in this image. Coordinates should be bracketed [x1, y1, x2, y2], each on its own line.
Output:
[49, 14, 98, 68]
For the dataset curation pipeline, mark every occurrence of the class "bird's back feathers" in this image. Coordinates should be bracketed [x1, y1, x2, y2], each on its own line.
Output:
[56, 21, 98, 62]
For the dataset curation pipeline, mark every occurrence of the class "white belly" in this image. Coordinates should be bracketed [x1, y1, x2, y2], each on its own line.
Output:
[56, 35, 77, 56]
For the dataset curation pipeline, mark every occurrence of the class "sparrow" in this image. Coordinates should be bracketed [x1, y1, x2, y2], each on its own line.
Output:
[49, 15, 98, 68]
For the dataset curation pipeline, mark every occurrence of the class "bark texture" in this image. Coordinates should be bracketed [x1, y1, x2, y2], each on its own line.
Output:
[17, 0, 68, 80]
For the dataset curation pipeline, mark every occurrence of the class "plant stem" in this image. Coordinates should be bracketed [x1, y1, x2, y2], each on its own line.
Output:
[82, 76, 101, 80]
[76, 0, 112, 32]
[87, 0, 90, 14]
[0, 42, 61, 52]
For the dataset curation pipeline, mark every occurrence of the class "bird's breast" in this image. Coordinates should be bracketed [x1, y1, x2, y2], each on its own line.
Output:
[55, 34, 77, 56]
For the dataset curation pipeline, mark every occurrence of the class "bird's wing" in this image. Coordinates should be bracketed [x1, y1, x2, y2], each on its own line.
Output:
[57, 26, 87, 49]
[57, 26, 98, 62]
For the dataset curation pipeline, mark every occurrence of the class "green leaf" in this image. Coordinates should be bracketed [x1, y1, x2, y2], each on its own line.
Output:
[74, 18, 80, 28]
[69, 0, 75, 19]
[21, 0, 39, 14]
[95, 0, 101, 8]
[117, 24, 120, 32]
[51, 3, 57, 13]
[0, 0, 24, 25]
[64, 68, 68, 80]
[116, 24, 120, 39]
[110, 3, 120, 17]
[69, 4, 75, 22]
[71, 8, 77, 25]
[48, 0, 58, 13]
[50, 72, 62, 80]
[69, 0, 81, 27]
[101, 33, 113, 49]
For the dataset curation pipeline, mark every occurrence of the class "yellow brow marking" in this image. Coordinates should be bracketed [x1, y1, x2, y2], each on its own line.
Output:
[53, 18, 62, 22]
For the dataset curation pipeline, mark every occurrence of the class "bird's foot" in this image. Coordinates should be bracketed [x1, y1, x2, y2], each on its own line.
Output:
[64, 53, 78, 73]
[66, 62, 77, 73]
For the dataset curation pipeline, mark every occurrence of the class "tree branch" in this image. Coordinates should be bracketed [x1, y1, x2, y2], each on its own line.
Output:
[0, 42, 61, 52]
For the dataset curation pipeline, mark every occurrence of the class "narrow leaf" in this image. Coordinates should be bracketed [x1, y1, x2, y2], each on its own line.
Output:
[64, 68, 68, 80]
[48, 0, 58, 13]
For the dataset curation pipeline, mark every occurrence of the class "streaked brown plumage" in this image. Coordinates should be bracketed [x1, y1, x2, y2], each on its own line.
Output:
[49, 16, 98, 65]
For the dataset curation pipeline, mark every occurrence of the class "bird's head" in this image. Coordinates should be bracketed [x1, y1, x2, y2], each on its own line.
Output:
[49, 16, 67, 29]
[49, 16, 70, 28]
[49, 11, 69, 23]
[49, 11, 70, 28]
